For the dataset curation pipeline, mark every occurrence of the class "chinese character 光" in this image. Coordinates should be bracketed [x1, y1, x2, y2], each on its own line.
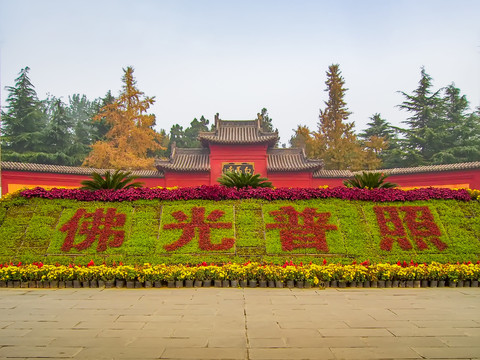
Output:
[60, 208, 126, 252]
[163, 207, 234, 251]
[266, 206, 337, 251]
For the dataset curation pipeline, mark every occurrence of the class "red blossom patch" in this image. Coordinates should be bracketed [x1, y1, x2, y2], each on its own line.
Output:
[60, 208, 126, 252]
[266, 206, 337, 252]
[163, 207, 234, 251]
[374, 206, 446, 252]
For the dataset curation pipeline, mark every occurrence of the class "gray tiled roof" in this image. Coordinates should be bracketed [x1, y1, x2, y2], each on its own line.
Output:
[198, 119, 278, 145]
[1, 161, 165, 178]
[154, 148, 210, 172]
[313, 161, 480, 178]
[267, 148, 324, 172]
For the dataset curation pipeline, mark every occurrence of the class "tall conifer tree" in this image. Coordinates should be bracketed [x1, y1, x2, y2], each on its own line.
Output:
[1, 67, 46, 154]
[83, 67, 165, 169]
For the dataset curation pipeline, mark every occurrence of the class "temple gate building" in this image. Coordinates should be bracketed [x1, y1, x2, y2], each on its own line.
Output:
[1, 114, 480, 194]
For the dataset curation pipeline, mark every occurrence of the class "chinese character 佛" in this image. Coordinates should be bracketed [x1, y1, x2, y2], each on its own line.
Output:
[60, 208, 126, 252]
[162, 207, 234, 251]
[266, 206, 337, 252]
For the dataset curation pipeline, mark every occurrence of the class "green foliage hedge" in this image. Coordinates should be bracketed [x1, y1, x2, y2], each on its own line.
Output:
[0, 197, 478, 265]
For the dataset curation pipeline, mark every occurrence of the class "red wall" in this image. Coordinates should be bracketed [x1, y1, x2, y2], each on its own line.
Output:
[387, 169, 480, 189]
[1, 171, 165, 194]
[2, 167, 479, 195]
[209, 144, 268, 185]
[164, 172, 210, 188]
[268, 172, 313, 188]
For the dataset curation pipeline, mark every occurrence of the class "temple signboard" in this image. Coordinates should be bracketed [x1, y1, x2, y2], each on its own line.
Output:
[222, 162, 255, 174]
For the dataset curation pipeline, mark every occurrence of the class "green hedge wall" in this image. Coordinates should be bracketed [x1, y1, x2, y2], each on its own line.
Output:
[0, 197, 479, 265]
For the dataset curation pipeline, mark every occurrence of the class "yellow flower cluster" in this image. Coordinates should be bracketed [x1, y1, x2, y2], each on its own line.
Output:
[1, 262, 479, 284]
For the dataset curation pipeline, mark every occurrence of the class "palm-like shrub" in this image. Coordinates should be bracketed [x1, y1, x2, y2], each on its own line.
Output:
[343, 172, 397, 189]
[217, 172, 273, 189]
[81, 170, 144, 190]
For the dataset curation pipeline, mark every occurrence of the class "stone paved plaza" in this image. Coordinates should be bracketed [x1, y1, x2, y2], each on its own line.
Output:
[0, 288, 479, 359]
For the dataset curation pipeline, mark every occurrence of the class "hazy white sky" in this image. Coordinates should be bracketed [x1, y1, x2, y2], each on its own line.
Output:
[1, 0, 479, 145]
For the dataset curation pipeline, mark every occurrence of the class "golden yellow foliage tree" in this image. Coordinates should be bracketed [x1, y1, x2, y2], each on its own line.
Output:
[83, 67, 165, 170]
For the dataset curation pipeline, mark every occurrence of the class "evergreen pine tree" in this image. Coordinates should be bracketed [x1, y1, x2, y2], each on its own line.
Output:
[1, 67, 46, 154]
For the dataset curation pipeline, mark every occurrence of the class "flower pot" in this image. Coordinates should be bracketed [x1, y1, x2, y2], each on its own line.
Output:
[463, 280, 471, 287]
[338, 281, 346, 288]
[240, 280, 248, 288]
[90, 280, 98, 288]
[275, 280, 284, 288]
[356, 282, 363, 288]
[222, 280, 230, 288]
[286, 280, 294, 288]
[429, 280, 438, 287]
[406, 280, 414, 288]
[471, 280, 479, 287]
[154, 281, 163, 288]
[20, 281, 28, 288]
[456, 280, 464, 287]
[97, 280, 105, 288]
[268, 280, 275, 288]
[194, 280, 202, 288]
[144, 281, 152, 288]
[105, 280, 114, 288]
[73, 280, 81, 288]
[126, 281, 135, 289]
[364, 281, 370, 288]
[58, 281, 65, 289]
[65, 280, 73, 288]
[349, 281, 356, 288]
[296, 281, 304, 289]
[115, 279, 125, 288]
[249, 280, 257, 288]
[259, 280, 267, 288]
[203, 279, 212, 287]
[304, 281, 311, 289]
[230, 280, 238, 288]
[399, 281, 406, 288]
[167, 280, 175, 288]
[322, 281, 329, 288]
[0, 281, 6, 288]
[13, 281, 20, 288]
[330, 280, 338, 288]
[50, 280, 59, 288]
[214, 280, 222, 287]
[385, 280, 392, 288]
[175, 280, 183, 288]
[448, 280, 457, 288]
[134, 281, 143, 288]
[82, 280, 90, 288]
[413, 280, 421, 288]
[438, 280, 445, 287]
[185, 280, 194, 288]
[377, 280, 386, 288]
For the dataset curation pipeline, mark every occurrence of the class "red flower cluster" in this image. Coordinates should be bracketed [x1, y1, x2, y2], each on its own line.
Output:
[266, 206, 337, 252]
[20, 185, 471, 203]
[60, 208, 126, 252]
[163, 207, 234, 251]
[374, 206, 447, 252]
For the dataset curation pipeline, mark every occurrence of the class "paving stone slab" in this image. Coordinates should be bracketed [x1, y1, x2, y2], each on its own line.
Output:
[249, 347, 335, 359]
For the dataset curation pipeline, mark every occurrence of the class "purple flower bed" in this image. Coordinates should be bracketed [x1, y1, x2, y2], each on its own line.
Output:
[19, 185, 471, 202]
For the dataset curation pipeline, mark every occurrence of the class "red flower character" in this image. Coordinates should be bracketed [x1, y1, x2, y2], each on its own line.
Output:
[266, 206, 337, 252]
[163, 207, 234, 251]
[60, 208, 126, 252]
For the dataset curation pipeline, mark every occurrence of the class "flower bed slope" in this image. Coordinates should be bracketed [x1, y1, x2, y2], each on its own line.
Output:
[0, 187, 477, 265]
